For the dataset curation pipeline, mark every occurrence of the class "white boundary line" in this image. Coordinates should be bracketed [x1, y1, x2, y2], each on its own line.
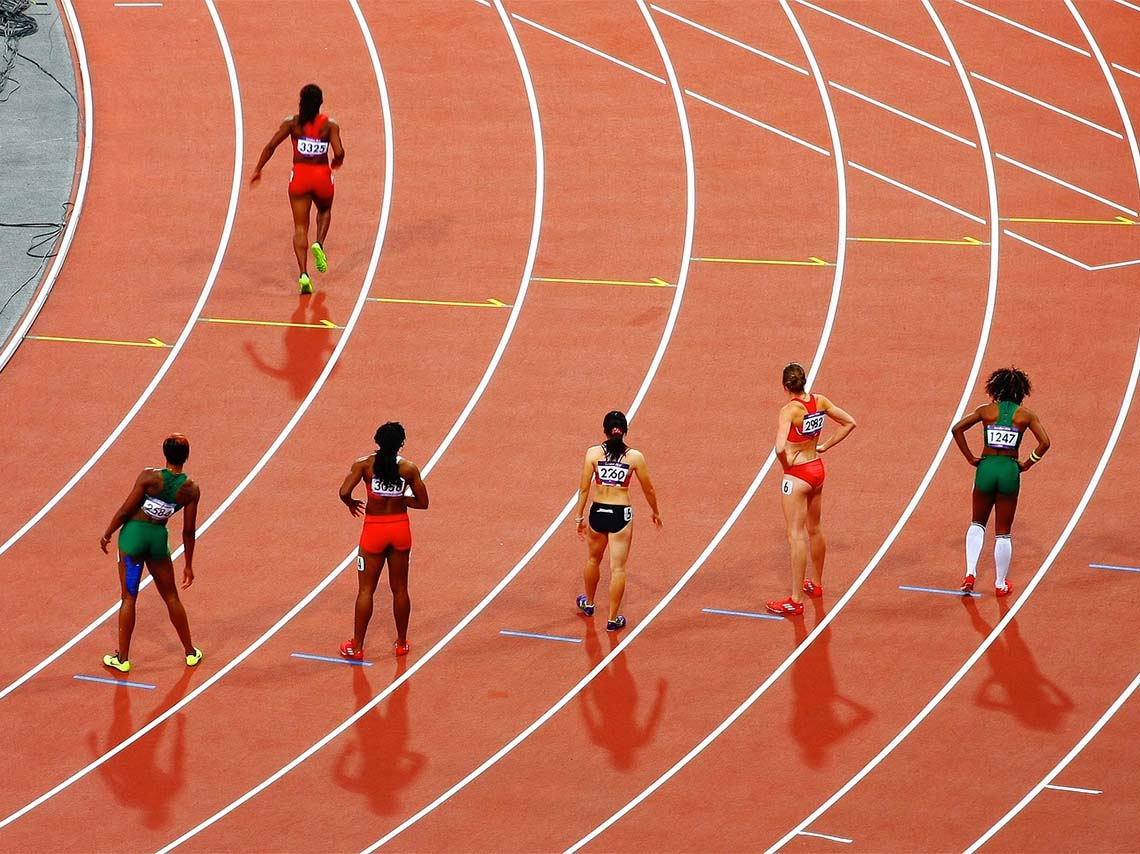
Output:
[573, 0, 999, 848]
[971, 72, 1122, 138]
[1043, 784, 1102, 795]
[685, 89, 830, 155]
[772, 3, 1140, 849]
[1111, 0, 1140, 12]
[965, 3, 1140, 844]
[0, 0, 94, 373]
[1004, 229, 1140, 272]
[950, 0, 1090, 57]
[799, 830, 854, 845]
[512, 12, 666, 85]
[995, 152, 1138, 216]
[849, 161, 986, 224]
[650, 3, 808, 76]
[1114, 63, 1140, 81]
[792, 0, 949, 66]
[829, 81, 976, 146]
[0, 0, 395, 828]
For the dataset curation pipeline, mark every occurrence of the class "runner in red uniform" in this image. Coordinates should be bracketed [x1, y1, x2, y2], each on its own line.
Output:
[338, 422, 428, 659]
[250, 84, 345, 293]
[768, 362, 856, 616]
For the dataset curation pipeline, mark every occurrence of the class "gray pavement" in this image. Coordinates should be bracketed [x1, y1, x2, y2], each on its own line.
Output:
[0, 0, 80, 351]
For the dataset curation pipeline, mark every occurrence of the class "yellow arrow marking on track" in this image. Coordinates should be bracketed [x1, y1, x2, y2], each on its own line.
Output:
[531, 276, 673, 288]
[850, 236, 987, 246]
[691, 256, 831, 266]
[1002, 216, 1136, 225]
[367, 297, 512, 308]
[199, 317, 342, 329]
[26, 335, 170, 348]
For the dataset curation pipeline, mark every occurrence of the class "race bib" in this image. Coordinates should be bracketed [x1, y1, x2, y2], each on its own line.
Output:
[597, 462, 630, 487]
[985, 425, 1020, 449]
[141, 495, 177, 520]
[800, 411, 825, 436]
[297, 137, 329, 157]
[371, 476, 406, 497]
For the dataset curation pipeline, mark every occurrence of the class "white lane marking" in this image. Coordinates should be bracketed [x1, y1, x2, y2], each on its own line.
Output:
[113, 2, 163, 6]
[0, 0, 395, 827]
[849, 161, 986, 224]
[775, 4, 1140, 849]
[1111, 0, 1140, 11]
[995, 152, 1138, 216]
[1004, 229, 1140, 272]
[575, 0, 1000, 846]
[792, 0, 949, 66]
[650, 3, 808, 75]
[685, 89, 830, 156]
[829, 81, 976, 146]
[512, 12, 666, 85]
[971, 72, 1122, 138]
[799, 830, 854, 844]
[950, 0, 1090, 57]
[0, 0, 93, 373]
[1043, 784, 1103, 795]
[1114, 63, 1140, 80]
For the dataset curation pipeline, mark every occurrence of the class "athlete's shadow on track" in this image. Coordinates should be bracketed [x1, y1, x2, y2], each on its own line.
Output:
[789, 600, 874, 769]
[333, 659, 426, 815]
[962, 597, 1074, 731]
[86, 670, 195, 829]
[579, 620, 667, 771]
[243, 291, 337, 400]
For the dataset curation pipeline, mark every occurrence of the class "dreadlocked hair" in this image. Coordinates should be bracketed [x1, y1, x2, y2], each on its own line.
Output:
[985, 367, 1031, 405]
[782, 361, 807, 394]
[298, 83, 323, 127]
[602, 411, 628, 461]
[373, 422, 405, 488]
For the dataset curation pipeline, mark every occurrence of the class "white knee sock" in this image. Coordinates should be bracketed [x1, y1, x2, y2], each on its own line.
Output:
[965, 523, 985, 576]
[995, 535, 1012, 588]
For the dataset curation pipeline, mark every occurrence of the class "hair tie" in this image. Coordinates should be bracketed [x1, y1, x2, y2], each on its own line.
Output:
[611, 427, 623, 436]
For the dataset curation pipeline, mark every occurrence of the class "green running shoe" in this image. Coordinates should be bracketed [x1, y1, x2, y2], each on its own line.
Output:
[186, 647, 203, 667]
[103, 653, 130, 673]
[299, 272, 313, 294]
[310, 242, 328, 273]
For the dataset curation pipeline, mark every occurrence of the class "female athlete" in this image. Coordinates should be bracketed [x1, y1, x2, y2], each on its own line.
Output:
[768, 362, 857, 617]
[250, 83, 345, 294]
[339, 422, 428, 658]
[99, 434, 202, 672]
[573, 411, 662, 632]
[951, 367, 1050, 596]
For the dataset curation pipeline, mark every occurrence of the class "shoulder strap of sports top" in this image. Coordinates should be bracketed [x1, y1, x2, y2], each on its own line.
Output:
[997, 400, 1018, 425]
[159, 469, 188, 502]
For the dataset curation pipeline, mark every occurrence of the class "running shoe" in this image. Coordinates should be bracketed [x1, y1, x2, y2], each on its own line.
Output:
[186, 647, 203, 667]
[394, 640, 411, 657]
[995, 581, 1014, 598]
[803, 580, 823, 598]
[299, 272, 313, 294]
[339, 639, 364, 660]
[576, 595, 595, 617]
[766, 597, 804, 617]
[606, 616, 627, 632]
[103, 653, 130, 673]
[311, 242, 328, 273]
[961, 574, 976, 594]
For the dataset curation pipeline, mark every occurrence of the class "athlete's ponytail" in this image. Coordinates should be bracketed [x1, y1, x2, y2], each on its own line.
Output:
[782, 361, 807, 394]
[373, 422, 405, 488]
[602, 411, 628, 462]
[298, 83, 323, 128]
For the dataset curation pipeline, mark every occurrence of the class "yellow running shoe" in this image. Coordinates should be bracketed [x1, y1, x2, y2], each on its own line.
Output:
[310, 242, 328, 273]
[103, 653, 130, 673]
[186, 647, 203, 667]
[299, 272, 313, 294]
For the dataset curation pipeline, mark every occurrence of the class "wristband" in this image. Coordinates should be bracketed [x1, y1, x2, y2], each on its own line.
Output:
[574, 517, 584, 523]
[1029, 451, 1042, 463]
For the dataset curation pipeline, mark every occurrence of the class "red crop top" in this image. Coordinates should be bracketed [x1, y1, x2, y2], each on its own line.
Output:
[787, 395, 826, 442]
[292, 114, 330, 159]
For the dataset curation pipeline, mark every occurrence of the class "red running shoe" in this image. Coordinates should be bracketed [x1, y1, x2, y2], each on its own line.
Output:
[339, 640, 364, 660]
[995, 581, 1014, 598]
[766, 597, 804, 616]
[394, 640, 411, 657]
[961, 574, 975, 594]
[803, 580, 823, 598]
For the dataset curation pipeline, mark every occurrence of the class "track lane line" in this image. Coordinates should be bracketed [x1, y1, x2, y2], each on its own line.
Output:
[848, 161, 986, 223]
[792, 0, 950, 66]
[970, 71, 1123, 138]
[769, 2, 1140, 848]
[950, 0, 1090, 57]
[995, 152, 1138, 216]
[572, 1, 1002, 848]
[650, 3, 808, 75]
[829, 80, 976, 146]
[512, 12, 666, 84]
[684, 89, 830, 155]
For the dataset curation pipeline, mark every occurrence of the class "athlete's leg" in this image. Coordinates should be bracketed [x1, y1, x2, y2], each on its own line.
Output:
[781, 476, 812, 603]
[115, 552, 139, 659]
[315, 199, 332, 248]
[146, 556, 195, 656]
[583, 527, 607, 608]
[994, 492, 1019, 590]
[606, 524, 634, 622]
[289, 193, 313, 274]
[353, 549, 383, 648]
[805, 486, 826, 586]
[971, 486, 996, 526]
[386, 548, 411, 646]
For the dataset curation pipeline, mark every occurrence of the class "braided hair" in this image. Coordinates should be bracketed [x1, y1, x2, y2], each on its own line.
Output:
[373, 422, 405, 488]
[782, 361, 807, 394]
[602, 411, 628, 462]
[985, 367, 1031, 405]
[298, 83, 323, 127]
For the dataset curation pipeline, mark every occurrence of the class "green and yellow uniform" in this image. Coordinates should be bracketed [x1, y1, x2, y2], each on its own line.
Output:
[974, 400, 1022, 495]
[118, 469, 188, 558]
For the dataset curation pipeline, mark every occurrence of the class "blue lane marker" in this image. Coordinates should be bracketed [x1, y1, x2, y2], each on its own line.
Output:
[499, 630, 581, 644]
[73, 674, 156, 690]
[1091, 563, 1140, 573]
[702, 607, 783, 622]
[291, 652, 373, 667]
[899, 585, 982, 599]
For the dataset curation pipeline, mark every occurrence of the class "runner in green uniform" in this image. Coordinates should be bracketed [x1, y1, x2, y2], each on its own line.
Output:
[99, 434, 203, 673]
[951, 368, 1051, 597]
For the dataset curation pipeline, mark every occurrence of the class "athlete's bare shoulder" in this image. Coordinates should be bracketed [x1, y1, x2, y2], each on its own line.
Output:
[398, 457, 420, 478]
[177, 478, 200, 504]
[1013, 404, 1038, 425]
[624, 448, 646, 465]
[585, 445, 605, 463]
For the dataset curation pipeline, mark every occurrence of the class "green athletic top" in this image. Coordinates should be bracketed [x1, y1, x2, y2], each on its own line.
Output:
[139, 469, 189, 524]
[983, 400, 1023, 452]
